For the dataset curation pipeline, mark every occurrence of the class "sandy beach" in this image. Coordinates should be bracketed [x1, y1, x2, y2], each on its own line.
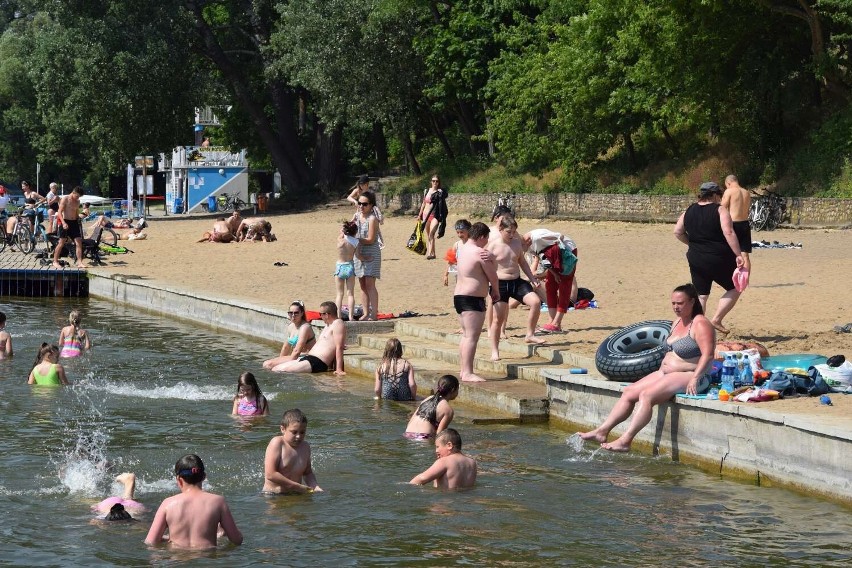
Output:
[92, 200, 852, 413]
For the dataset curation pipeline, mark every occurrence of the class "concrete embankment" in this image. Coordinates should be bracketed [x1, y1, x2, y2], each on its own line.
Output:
[88, 272, 852, 506]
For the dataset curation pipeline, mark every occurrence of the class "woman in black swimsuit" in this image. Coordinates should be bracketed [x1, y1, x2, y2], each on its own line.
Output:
[579, 284, 715, 452]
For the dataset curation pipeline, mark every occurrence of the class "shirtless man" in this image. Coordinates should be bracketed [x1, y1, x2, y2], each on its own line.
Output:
[197, 217, 234, 243]
[271, 301, 346, 375]
[145, 454, 242, 549]
[409, 428, 477, 489]
[454, 222, 499, 382]
[0, 311, 13, 359]
[226, 210, 241, 235]
[262, 409, 323, 495]
[487, 215, 544, 360]
[485, 206, 513, 337]
[52, 186, 85, 269]
[722, 174, 752, 272]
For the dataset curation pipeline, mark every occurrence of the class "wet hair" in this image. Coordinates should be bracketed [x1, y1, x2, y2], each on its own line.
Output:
[236, 371, 265, 412]
[454, 219, 471, 232]
[491, 205, 512, 221]
[320, 300, 338, 317]
[498, 215, 518, 230]
[673, 283, 703, 317]
[380, 338, 404, 377]
[106, 503, 133, 521]
[32, 342, 58, 369]
[69, 310, 81, 327]
[281, 408, 308, 428]
[359, 190, 376, 206]
[174, 454, 206, 485]
[469, 222, 490, 240]
[436, 428, 462, 450]
[0, 311, 5, 325]
[415, 375, 459, 424]
[342, 221, 358, 237]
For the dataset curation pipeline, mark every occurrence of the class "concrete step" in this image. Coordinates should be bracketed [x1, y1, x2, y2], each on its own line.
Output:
[357, 334, 551, 382]
[342, 342, 548, 423]
[391, 320, 604, 382]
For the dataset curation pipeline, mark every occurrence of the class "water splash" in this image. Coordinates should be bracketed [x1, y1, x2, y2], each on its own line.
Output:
[81, 381, 233, 401]
[563, 433, 604, 463]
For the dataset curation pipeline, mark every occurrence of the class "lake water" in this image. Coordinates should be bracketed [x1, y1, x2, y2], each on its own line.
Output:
[1, 298, 850, 566]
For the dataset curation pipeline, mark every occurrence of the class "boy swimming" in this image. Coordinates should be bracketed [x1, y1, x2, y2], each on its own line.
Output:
[145, 454, 243, 549]
[409, 428, 477, 489]
[262, 409, 324, 495]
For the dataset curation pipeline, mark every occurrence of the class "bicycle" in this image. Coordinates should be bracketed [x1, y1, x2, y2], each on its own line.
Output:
[749, 191, 786, 231]
[491, 192, 517, 220]
[215, 192, 248, 213]
[0, 210, 34, 254]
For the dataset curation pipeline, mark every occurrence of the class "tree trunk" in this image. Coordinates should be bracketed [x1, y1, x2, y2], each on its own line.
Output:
[372, 121, 388, 171]
[312, 122, 343, 195]
[454, 100, 488, 154]
[623, 131, 638, 173]
[186, 0, 313, 197]
[661, 123, 680, 158]
[402, 133, 421, 176]
[428, 112, 455, 160]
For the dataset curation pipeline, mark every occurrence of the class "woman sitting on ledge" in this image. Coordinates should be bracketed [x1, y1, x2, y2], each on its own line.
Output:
[580, 283, 715, 452]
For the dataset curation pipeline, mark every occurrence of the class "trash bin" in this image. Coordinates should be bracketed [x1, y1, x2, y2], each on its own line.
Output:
[173, 198, 184, 214]
[207, 195, 217, 212]
[257, 192, 269, 212]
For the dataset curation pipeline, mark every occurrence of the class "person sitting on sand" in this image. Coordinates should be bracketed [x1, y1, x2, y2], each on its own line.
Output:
[92, 472, 146, 520]
[271, 301, 346, 375]
[262, 408, 324, 495]
[487, 215, 544, 360]
[197, 217, 235, 243]
[579, 284, 714, 452]
[226, 210, 242, 235]
[262, 301, 316, 370]
[404, 375, 459, 440]
[409, 428, 477, 489]
[145, 454, 243, 549]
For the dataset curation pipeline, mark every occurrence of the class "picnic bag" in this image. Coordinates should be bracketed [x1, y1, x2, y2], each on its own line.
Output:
[406, 220, 427, 255]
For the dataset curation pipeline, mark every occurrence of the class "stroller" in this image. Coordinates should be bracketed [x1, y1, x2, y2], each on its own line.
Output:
[44, 226, 106, 266]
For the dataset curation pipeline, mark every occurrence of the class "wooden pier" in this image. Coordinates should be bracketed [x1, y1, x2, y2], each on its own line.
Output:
[0, 248, 88, 297]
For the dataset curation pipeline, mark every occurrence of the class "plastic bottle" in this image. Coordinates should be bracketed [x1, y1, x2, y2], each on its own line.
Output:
[740, 355, 754, 386]
[721, 354, 736, 393]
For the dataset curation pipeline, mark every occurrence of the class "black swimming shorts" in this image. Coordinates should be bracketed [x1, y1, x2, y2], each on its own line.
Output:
[732, 220, 752, 253]
[686, 250, 737, 295]
[497, 278, 535, 304]
[298, 354, 329, 373]
[454, 295, 486, 314]
[57, 220, 82, 240]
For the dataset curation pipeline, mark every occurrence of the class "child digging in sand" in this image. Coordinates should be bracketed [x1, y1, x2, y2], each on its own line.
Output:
[335, 221, 358, 321]
[262, 409, 323, 494]
[409, 428, 477, 489]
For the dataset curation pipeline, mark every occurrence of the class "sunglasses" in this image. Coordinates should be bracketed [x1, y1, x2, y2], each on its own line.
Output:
[318, 311, 329, 316]
[358, 202, 370, 206]
[287, 311, 301, 316]
[431, 179, 439, 183]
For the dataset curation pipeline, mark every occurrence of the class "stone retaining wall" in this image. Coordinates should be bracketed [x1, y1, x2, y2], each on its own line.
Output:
[380, 192, 852, 227]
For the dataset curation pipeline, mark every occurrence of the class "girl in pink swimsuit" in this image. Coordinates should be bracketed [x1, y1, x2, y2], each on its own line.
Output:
[231, 372, 269, 416]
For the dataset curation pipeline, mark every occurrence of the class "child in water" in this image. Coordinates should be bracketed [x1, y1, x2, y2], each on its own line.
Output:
[58, 309, 91, 358]
[335, 221, 358, 321]
[27, 343, 70, 385]
[409, 428, 477, 489]
[145, 454, 243, 548]
[0, 311, 13, 359]
[92, 472, 146, 521]
[374, 338, 417, 401]
[404, 375, 459, 440]
[231, 371, 269, 416]
[262, 409, 323, 494]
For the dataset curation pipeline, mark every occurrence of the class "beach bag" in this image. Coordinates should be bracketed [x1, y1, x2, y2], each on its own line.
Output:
[560, 247, 578, 275]
[406, 220, 427, 255]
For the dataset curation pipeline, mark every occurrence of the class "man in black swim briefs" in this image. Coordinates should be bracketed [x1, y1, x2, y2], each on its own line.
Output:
[271, 301, 347, 375]
[453, 222, 499, 382]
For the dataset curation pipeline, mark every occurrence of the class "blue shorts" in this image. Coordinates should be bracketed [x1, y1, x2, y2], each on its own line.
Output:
[335, 261, 355, 280]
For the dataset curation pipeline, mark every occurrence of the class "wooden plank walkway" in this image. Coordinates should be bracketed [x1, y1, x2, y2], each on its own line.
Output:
[0, 245, 88, 297]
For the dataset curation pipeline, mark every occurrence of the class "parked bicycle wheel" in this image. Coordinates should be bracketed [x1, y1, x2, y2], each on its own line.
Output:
[219, 198, 234, 213]
[233, 198, 247, 211]
[0, 231, 7, 253]
[101, 227, 118, 247]
[750, 200, 769, 231]
[16, 225, 34, 254]
[33, 229, 51, 254]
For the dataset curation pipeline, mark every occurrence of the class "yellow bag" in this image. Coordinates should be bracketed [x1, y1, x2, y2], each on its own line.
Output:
[406, 220, 427, 255]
